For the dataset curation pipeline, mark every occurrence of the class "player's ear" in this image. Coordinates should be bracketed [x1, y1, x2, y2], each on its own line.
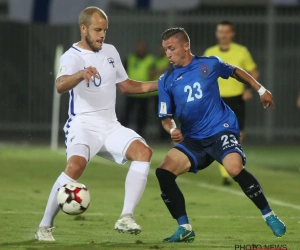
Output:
[80, 24, 87, 35]
[184, 42, 190, 51]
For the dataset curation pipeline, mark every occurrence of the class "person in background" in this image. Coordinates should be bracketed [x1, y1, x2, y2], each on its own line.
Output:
[121, 40, 156, 139]
[151, 43, 171, 142]
[152, 43, 170, 79]
[296, 92, 300, 109]
[204, 20, 259, 186]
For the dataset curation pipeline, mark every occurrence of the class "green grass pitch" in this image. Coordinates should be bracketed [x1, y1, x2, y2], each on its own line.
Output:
[0, 145, 299, 250]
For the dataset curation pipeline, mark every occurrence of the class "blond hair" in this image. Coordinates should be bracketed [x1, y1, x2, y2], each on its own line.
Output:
[78, 6, 107, 28]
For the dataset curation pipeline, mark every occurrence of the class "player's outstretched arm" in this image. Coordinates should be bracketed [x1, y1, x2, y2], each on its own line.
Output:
[56, 66, 99, 94]
[117, 79, 158, 95]
[231, 67, 275, 109]
[161, 118, 183, 144]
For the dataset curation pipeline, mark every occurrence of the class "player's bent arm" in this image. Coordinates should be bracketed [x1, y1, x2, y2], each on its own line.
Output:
[56, 72, 85, 94]
[242, 68, 259, 100]
[117, 79, 158, 95]
[249, 67, 259, 81]
[161, 118, 177, 134]
[232, 67, 275, 109]
[231, 67, 263, 91]
[161, 118, 183, 143]
[56, 66, 99, 94]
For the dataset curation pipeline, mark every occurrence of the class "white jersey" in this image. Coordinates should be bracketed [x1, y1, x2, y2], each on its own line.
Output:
[56, 42, 128, 121]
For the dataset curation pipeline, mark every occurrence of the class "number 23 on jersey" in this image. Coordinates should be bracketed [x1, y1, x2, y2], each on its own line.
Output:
[184, 82, 203, 102]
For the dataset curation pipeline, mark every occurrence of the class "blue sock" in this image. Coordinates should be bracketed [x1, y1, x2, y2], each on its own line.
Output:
[261, 205, 272, 215]
[177, 215, 189, 225]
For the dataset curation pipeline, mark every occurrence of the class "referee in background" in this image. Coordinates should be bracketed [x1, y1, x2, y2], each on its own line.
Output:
[204, 20, 259, 186]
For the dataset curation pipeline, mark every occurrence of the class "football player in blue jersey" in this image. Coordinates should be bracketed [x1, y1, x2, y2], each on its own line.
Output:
[155, 27, 286, 243]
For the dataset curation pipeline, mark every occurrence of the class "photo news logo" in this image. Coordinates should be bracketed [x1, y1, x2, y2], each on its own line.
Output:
[234, 244, 288, 250]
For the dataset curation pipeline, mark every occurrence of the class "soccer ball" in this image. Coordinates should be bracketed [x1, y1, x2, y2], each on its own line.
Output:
[57, 182, 90, 215]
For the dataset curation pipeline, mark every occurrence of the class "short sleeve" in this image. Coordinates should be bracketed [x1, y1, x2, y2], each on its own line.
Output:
[158, 73, 174, 118]
[242, 48, 257, 72]
[56, 53, 82, 80]
[213, 56, 236, 79]
[112, 47, 128, 83]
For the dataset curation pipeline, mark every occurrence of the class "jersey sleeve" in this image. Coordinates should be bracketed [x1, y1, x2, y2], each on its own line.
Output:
[158, 73, 174, 119]
[213, 56, 236, 79]
[241, 47, 257, 72]
[56, 53, 83, 80]
[113, 47, 128, 83]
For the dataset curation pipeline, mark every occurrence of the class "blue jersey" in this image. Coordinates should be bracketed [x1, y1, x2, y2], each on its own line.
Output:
[158, 56, 240, 139]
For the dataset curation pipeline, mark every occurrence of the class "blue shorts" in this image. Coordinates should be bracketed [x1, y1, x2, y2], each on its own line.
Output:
[174, 131, 246, 173]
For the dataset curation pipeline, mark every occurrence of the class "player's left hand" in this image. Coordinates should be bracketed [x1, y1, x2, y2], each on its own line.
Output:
[260, 90, 275, 109]
[171, 129, 183, 144]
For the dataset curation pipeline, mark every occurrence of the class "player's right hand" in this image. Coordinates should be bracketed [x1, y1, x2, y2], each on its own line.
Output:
[82, 66, 100, 84]
[260, 90, 275, 109]
[171, 129, 183, 144]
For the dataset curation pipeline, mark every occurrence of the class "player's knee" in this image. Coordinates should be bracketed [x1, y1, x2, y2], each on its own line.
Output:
[155, 167, 163, 180]
[226, 164, 243, 177]
[132, 144, 152, 161]
[126, 140, 152, 161]
[65, 156, 87, 179]
[156, 168, 173, 180]
[156, 168, 165, 184]
[145, 145, 153, 158]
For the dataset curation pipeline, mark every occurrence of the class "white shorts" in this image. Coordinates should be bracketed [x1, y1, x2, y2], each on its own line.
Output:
[64, 115, 146, 164]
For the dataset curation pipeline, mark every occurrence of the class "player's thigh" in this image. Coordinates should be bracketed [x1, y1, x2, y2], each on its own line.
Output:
[205, 131, 246, 175]
[97, 124, 147, 164]
[65, 118, 105, 162]
[158, 148, 191, 176]
[171, 138, 214, 174]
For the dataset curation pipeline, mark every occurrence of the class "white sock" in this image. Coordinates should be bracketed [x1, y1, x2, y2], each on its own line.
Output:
[120, 161, 150, 217]
[181, 224, 192, 231]
[262, 211, 275, 220]
[39, 172, 76, 227]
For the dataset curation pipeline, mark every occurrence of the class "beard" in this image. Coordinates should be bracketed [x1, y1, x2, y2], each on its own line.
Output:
[85, 33, 101, 52]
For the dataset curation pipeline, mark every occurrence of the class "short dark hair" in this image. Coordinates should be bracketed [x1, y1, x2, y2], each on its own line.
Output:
[217, 20, 235, 31]
[78, 7, 107, 28]
[161, 27, 190, 44]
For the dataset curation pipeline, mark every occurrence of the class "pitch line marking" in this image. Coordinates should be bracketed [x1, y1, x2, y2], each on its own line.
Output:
[0, 211, 299, 219]
[57, 150, 300, 211]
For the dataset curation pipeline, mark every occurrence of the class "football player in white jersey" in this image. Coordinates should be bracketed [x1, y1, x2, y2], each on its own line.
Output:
[35, 7, 158, 241]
